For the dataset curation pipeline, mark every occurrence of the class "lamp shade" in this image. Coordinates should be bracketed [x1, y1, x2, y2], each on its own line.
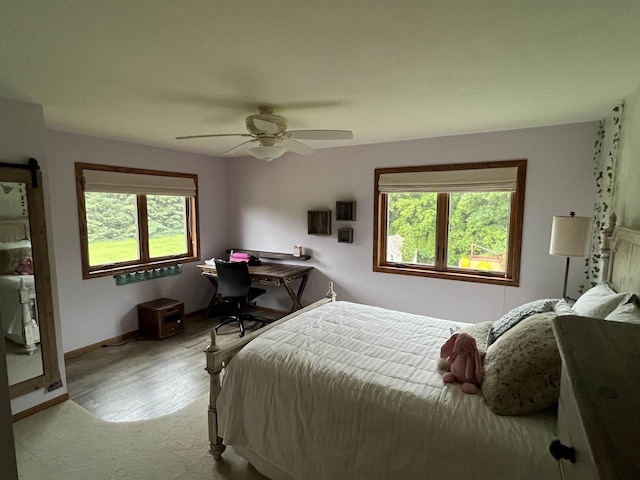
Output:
[248, 146, 287, 161]
[549, 215, 591, 257]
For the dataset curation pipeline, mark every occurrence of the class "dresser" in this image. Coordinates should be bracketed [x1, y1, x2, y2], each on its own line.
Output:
[552, 315, 640, 479]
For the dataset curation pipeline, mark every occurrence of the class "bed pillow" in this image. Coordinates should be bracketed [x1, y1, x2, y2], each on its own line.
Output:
[604, 301, 640, 324]
[0, 247, 32, 274]
[459, 321, 492, 356]
[572, 283, 633, 319]
[489, 299, 557, 344]
[553, 298, 576, 316]
[483, 312, 561, 416]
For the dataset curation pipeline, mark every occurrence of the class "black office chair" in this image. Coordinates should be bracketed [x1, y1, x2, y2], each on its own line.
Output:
[213, 259, 266, 337]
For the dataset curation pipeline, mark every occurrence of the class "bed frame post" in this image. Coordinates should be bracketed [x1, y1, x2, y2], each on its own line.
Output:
[205, 328, 226, 460]
[599, 212, 617, 284]
[19, 278, 39, 355]
[327, 281, 337, 302]
[205, 282, 338, 460]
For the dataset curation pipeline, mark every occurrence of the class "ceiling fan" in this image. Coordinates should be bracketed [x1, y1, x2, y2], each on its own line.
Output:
[176, 106, 353, 161]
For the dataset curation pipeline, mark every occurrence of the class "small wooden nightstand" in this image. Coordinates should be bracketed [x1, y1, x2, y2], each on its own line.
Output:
[551, 315, 640, 479]
[137, 298, 184, 339]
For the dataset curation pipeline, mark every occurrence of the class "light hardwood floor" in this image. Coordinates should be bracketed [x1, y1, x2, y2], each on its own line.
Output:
[65, 309, 284, 422]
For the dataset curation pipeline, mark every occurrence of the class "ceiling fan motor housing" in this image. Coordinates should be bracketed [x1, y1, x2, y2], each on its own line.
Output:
[245, 113, 288, 137]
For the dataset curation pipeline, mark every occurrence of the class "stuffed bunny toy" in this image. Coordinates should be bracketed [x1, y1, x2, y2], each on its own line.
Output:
[13, 257, 34, 275]
[440, 332, 484, 394]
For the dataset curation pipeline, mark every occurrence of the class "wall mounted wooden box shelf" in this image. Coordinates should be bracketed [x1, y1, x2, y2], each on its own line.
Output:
[336, 201, 356, 221]
[227, 248, 311, 261]
[308, 210, 331, 235]
[338, 227, 353, 243]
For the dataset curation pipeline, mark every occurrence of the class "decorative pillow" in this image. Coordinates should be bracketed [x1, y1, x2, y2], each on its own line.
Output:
[572, 283, 633, 319]
[459, 321, 492, 356]
[553, 298, 576, 316]
[483, 312, 561, 416]
[489, 299, 557, 344]
[0, 247, 32, 275]
[604, 301, 640, 324]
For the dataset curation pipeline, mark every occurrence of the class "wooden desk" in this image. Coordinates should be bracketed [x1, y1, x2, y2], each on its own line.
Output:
[197, 263, 313, 315]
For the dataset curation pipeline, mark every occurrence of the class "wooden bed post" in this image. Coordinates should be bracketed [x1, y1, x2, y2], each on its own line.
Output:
[205, 282, 337, 460]
[599, 212, 617, 283]
[205, 328, 226, 460]
[19, 278, 39, 355]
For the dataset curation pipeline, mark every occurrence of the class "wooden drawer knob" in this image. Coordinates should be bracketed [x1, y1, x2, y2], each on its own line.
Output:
[549, 440, 576, 463]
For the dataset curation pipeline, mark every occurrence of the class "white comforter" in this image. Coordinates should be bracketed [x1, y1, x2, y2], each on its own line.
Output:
[217, 301, 559, 480]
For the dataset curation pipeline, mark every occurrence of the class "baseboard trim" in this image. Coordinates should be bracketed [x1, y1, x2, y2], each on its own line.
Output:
[64, 330, 139, 360]
[64, 309, 207, 360]
[186, 308, 206, 319]
[12, 393, 70, 422]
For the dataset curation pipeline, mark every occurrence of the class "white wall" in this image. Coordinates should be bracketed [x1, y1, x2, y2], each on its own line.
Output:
[227, 123, 597, 323]
[615, 83, 640, 230]
[0, 97, 68, 415]
[45, 131, 229, 352]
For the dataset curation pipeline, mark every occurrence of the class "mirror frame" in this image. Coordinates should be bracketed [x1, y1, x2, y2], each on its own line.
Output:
[2, 164, 60, 398]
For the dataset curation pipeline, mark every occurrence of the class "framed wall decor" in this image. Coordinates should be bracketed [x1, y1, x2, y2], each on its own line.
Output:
[336, 201, 356, 221]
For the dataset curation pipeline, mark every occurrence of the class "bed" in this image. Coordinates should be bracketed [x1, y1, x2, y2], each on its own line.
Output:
[205, 213, 640, 480]
[0, 218, 40, 355]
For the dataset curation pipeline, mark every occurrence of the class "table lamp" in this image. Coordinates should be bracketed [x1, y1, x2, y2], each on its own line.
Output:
[549, 212, 591, 298]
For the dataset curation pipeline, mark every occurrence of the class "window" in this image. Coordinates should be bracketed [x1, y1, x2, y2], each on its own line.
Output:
[75, 163, 200, 279]
[374, 160, 526, 286]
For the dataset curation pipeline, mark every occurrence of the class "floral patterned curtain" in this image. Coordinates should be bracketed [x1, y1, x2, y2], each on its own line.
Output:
[582, 103, 624, 291]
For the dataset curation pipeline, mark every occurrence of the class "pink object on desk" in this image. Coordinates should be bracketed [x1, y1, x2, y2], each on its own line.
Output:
[230, 252, 251, 262]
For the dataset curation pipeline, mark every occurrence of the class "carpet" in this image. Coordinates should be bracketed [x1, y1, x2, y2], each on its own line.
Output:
[14, 395, 268, 480]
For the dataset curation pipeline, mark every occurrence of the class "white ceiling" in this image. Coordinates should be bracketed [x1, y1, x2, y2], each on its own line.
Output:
[1, 1, 639, 158]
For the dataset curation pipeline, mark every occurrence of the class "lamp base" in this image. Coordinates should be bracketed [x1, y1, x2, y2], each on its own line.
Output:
[562, 256, 570, 299]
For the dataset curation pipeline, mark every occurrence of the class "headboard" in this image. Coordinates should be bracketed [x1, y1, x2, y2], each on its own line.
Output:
[0, 218, 30, 243]
[600, 213, 640, 297]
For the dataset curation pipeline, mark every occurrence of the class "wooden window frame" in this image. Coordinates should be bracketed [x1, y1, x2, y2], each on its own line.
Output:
[373, 160, 526, 286]
[75, 163, 200, 279]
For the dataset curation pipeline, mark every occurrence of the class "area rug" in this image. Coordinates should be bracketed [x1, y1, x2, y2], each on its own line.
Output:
[14, 395, 267, 480]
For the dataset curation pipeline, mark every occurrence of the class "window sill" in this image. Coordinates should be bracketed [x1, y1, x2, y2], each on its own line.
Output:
[83, 256, 199, 280]
[373, 264, 518, 287]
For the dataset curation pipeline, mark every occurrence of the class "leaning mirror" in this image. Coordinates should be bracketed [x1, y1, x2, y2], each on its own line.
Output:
[0, 162, 60, 399]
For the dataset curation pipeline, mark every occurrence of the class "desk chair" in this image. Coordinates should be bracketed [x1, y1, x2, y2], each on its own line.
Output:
[213, 259, 267, 337]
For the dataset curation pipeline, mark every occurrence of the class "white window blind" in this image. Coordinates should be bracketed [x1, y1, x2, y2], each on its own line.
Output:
[378, 166, 518, 193]
[83, 170, 196, 197]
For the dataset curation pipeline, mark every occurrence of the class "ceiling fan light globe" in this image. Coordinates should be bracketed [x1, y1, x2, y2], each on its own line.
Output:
[249, 145, 288, 161]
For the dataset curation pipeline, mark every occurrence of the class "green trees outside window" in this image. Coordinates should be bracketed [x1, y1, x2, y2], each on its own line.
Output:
[375, 160, 526, 286]
[387, 191, 510, 272]
[76, 163, 199, 279]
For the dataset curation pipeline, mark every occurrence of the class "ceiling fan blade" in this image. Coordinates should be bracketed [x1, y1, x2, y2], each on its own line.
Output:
[281, 138, 315, 156]
[287, 130, 353, 140]
[223, 139, 259, 156]
[175, 133, 252, 140]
